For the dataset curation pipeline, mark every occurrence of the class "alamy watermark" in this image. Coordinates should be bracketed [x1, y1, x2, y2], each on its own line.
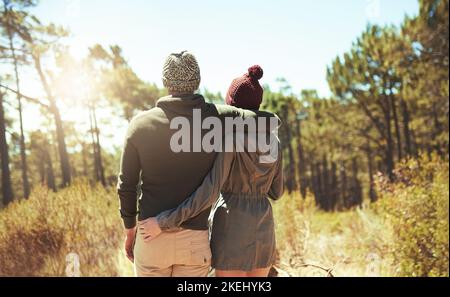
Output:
[169, 109, 280, 164]
[365, 0, 381, 20]
[365, 253, 382, 276]
[65, 252, 81, 277]
[64, 0, 81, 19]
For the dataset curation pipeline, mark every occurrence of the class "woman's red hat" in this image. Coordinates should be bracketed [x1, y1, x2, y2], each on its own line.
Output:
[226, 65, 264, 110]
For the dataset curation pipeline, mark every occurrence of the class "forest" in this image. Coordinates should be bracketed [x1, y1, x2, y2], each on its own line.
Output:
[0, 0, 448, 277]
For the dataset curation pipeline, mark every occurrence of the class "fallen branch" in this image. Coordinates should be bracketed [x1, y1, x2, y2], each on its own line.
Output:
[296, 263, 335, 277]
[271, 265, 292, 277]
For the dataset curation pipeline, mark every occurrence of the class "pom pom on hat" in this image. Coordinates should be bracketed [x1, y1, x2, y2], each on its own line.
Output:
[248, 65, 263, 80]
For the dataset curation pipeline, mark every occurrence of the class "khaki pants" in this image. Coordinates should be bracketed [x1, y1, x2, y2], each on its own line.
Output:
[134, 228, 211, 277]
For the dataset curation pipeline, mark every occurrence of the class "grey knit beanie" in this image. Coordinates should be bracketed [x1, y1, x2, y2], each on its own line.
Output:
[162, 51, 201, 93]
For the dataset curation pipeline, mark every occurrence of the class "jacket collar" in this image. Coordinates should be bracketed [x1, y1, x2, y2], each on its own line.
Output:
[156, 94, 206, 116]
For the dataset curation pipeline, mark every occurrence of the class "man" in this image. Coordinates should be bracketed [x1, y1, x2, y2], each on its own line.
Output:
[118, 51, 274, 277]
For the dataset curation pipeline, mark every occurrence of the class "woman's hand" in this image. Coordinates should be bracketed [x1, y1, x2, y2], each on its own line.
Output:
[138, 217, 162, 242]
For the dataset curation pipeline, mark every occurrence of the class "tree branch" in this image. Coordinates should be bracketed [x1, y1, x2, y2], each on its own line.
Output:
[0, 83, 50, 109]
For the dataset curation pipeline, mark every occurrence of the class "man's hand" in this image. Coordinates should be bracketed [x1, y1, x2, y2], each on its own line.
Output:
[124, 227, 136, 263]
[138, 217, 162, 242]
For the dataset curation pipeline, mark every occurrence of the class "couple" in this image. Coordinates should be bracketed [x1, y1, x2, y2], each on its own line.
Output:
[117, 51, 283, 277]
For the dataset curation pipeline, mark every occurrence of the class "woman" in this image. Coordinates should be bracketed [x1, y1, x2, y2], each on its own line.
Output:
[139, 65, 284, 277]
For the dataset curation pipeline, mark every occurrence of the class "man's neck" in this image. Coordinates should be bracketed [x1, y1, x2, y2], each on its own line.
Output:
[170, 92, 195, 97]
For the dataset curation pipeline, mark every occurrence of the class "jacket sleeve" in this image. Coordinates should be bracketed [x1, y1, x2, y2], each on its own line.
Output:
[268, 145, 284, 200]
[117, 126, 141, 229]
[156, 151, 235, 230]
[215, 104, 278, 119]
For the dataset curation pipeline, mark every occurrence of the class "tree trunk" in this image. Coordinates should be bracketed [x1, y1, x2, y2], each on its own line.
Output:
[411, 130, 419, 157]
[81, 142, 89, 178]
[33, 54, 71, 187]
[282, 106, 297, 193]
[384, 97, 395, 181]
[310, 162, 319, 205]
[351, 157, 363, 206]
[390, 94, 403, 161]
[0, 92, 14, 206]
[340, 162, 348, 209]
[52, 100, 71, 187]
[330, 162, 338, 211]
[6, 21, 30, 198]
[38, 156, 45, 184]
[400, 99, 413, 157]
[44, 149, 57, 192]
[296, 118, 307, 198]
[89, 107, 100, 182]
[315, 162, 323, 209]
[431, 102, 444, 156]
[321, 156, 330, 211]
[366, 141, 377, 202]
[92, 104, 106, 186]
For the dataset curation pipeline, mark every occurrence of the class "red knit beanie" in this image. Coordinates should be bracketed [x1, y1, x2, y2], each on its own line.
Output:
[226, 65, 264, 110]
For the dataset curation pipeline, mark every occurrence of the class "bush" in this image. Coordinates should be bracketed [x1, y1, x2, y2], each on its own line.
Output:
[375, 155, 449, 277]
[0, 181, 131, 276]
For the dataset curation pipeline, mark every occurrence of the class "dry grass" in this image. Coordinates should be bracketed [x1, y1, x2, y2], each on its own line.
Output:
[272, 156, 449, 277]
[272, 194, 396, 277]
[1, 157, 447, 277]
[0, 180, 132, 276]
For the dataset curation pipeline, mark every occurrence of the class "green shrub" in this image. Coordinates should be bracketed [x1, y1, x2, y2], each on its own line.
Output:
[375, 155, 449, 276]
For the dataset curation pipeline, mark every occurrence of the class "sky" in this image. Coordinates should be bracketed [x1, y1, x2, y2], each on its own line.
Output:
[31, 0, 420, 98]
